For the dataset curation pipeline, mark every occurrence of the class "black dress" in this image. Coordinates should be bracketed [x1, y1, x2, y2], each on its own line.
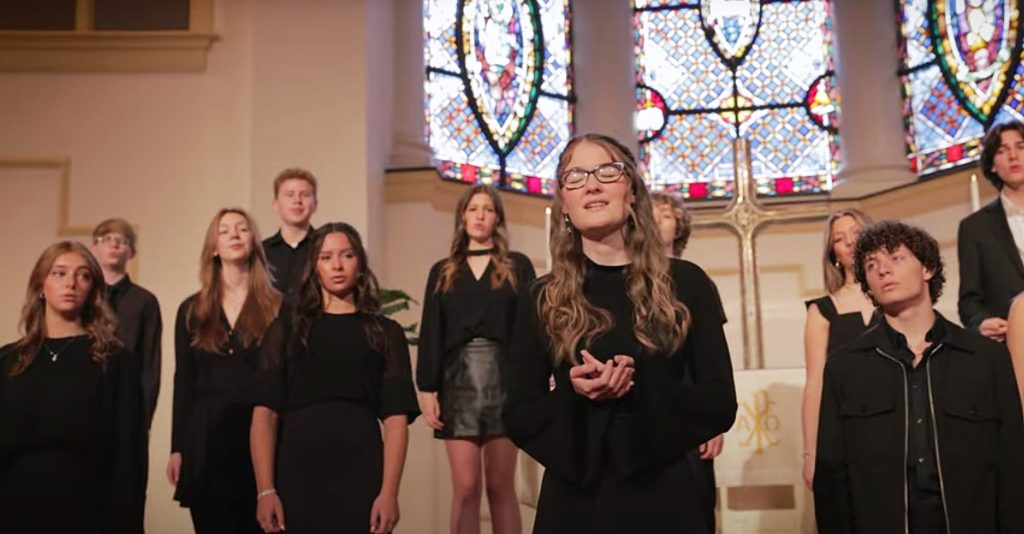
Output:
[504, 258, 737, 534]
[253, 312, 420, 533]
[805, 296, 877, 354]
[171, 295, 264, 533]
[417, 250, 536, 438]
[0, 337, 143, 534]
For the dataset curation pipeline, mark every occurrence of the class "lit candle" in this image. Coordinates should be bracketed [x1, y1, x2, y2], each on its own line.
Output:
[544, 206, 552, 274]
[970, 173, 981, 213]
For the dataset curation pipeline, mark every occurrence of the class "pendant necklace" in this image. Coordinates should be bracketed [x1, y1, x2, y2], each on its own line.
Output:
[43, 337, 78, 362]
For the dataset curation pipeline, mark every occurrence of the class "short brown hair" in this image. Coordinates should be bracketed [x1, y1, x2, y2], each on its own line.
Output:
[273, 168, 318, 198]
[650, 191, 692, 257]
[981, 120, 1024, 190]
[854, 220, 945, 304]
[92, 218, 137, 251]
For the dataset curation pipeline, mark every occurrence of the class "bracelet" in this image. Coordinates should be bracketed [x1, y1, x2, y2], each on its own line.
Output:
[257, 488, 277, 500]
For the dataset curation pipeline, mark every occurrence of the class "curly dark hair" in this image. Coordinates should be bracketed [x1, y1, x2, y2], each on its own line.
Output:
[980, 120, 1024, 190]
[853, 220, 945, 304]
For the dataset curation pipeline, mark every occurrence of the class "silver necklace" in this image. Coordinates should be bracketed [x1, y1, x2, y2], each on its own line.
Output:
[43, 337, 78, 362]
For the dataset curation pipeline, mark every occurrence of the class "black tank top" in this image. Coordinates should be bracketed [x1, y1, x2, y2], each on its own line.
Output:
[805, 296, 878, 355]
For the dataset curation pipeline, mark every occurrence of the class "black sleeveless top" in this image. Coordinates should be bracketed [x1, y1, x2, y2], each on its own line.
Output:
[805, 296, 878, 355]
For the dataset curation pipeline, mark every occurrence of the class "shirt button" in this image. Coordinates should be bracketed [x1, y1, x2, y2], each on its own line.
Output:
[916, 418, 923, 424]
[918, 457, 924, 463]
[228, 348, 234, 355]
[912, 384, 919, 389]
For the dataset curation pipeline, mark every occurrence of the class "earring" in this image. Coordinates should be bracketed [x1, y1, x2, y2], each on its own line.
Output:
[563, 214, 573, 234]
[38, 292, 44, 300]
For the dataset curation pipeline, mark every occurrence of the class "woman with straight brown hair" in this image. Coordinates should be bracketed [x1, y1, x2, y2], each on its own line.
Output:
[417, 184, 535, 534]
[801, 208, 877, 489]
[0, 241, 142, 533]
[167, 208, 280, 533]
[503, 134, 737, 533]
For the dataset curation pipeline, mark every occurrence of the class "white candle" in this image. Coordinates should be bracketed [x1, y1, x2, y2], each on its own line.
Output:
[544, 206, 552, 274]
[970, 173, 981, 213]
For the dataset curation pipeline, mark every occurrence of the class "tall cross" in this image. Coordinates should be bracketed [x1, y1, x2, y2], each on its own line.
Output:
[692, 139, 831, 370]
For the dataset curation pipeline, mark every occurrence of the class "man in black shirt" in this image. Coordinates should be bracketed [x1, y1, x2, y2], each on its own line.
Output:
[814, 220, 1024, 534]
[262, 167, 318, 303]
[91, 218, 162, 517]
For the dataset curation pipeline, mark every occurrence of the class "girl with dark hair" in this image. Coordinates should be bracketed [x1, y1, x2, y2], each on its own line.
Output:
[504, 134, 737, 533]
[251, 223, 419, 534]
[167, 208, 281, 533]
[0, 241, 142, 533]
[416, 184, 535, 534]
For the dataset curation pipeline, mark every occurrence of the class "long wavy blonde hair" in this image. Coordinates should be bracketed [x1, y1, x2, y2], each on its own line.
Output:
[436, 184, 517, 293]
[821, 208, 873, 294]
[540, 134, 691, 365]
[189, 208, 281, 353]
[9, 241, 121, 377]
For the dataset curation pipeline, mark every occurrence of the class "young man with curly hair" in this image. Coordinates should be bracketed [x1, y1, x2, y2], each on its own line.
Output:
[813, 220, 1024, 534]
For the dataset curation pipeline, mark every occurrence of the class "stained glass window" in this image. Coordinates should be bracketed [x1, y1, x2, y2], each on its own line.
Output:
[897, 0, 1023, 176]
[634, 0, 839, 199]
[424, 0, 574, 196]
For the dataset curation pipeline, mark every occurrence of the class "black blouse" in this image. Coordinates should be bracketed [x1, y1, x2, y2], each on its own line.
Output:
[253, 312, 420, 422]
[416, 251, 536, 392]
[504, 258, 737, 488]
[171, 295, 264, 505]
[0, 337, 142, 533]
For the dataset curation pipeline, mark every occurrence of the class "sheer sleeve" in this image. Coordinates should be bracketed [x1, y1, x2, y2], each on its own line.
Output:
[503, 281, 601, 487]
[612, 261, 738, 475]
[252, 315, 288, 412]
[416, 262, 445, 392]
[380, 319, 421, 423]
[170, 299, 194, 454]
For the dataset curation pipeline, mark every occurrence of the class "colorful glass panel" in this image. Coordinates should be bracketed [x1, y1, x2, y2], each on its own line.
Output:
[897, 0, 1024, 176]
[634, 0, 839, 199]
[425, 0, 574, 195]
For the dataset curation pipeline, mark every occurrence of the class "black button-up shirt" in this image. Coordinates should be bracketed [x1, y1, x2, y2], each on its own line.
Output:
[262, 227, 314, 304]
[106, 274, 162, 431]
[883, 318, 944, 493]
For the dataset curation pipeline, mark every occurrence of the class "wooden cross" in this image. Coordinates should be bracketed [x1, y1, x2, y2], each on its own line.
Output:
[692, 139, 831, 370]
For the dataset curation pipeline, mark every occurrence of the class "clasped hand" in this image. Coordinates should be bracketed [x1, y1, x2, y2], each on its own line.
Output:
[569, 350, 635, 401]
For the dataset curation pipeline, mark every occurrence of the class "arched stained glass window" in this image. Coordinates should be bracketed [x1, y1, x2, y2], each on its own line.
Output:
[633, 0, 839, 199]
[896, 0, 1023, 175]
[424, 0, 574, 196]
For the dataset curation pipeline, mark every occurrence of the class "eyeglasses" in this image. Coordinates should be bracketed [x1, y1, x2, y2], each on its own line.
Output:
[559, 162, 626, 190]
[94, 235, 132, 248]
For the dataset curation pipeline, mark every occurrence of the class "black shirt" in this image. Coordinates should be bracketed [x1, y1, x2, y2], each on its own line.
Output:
[263, 228, 314, 303]
[170, 295, 263, 505]
[882, 318, 945, 495]
[503, 258, 737, 532]
[107, 275, 162, 431]
[0, 338, 143, 533]
[253, 312, 419, 422]
[416, 251, 536, 392]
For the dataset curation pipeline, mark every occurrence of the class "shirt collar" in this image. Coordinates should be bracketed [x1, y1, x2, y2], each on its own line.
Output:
[1001, 192, 1024, 218]
[267, 226, 315, 249]
[881, 313, 946, 356]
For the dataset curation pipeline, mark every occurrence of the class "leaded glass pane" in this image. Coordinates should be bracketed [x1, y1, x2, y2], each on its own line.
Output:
[424, 0, 573, 194]
[897, 0, 1024, 175]
[635, 0, 839, 199]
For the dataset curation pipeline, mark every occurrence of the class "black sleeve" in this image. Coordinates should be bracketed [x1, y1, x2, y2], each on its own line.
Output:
[416, 262, 445, 392]
[380, 319, 421, 423]
[514, 252, 537, 287]
[503, 281, 593, 485]
[252, 316, 288, 413]
[992, 344, 1024, 530]
[139, 294, 162, 431]
[958, 217, 990, 331]
[620, 263, 737, 472]
[170, 300, 194, 454]
[102, 349, 144, 534]
[813, 357, 854, 534]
